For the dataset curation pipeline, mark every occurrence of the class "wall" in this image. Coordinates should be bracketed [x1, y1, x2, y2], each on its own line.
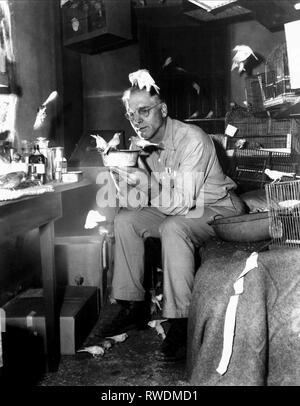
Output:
[0, 0, 64, 306]
[81, 44, 140, 146]
[227, 19, 285, 106]
[10, 0, 64, 148]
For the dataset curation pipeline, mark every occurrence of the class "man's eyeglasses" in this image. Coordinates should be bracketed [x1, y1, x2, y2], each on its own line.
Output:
[124, 102, 162, 121]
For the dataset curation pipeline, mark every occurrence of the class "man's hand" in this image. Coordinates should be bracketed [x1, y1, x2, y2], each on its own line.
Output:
[110, 167, 150, 209]
[110, 166, 149, 189]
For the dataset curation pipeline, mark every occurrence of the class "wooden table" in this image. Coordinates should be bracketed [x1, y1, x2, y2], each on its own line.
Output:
[0, 179, 91, 371]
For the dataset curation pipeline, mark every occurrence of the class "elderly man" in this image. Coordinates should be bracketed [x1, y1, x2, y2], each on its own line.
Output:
[101, 69, 245, 361]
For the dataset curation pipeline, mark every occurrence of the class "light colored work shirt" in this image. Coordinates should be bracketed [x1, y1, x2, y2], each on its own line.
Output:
[132, 117, 237, 216]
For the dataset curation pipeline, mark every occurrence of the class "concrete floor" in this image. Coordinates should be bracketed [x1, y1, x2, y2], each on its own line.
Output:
[37, 302, 189, 387]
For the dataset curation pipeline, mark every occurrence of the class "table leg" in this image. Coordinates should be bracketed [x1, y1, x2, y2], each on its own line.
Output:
[39, 220, 60, 372]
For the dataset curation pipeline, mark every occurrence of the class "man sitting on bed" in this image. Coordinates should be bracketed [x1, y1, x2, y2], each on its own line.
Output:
[100, 69, 245, 361]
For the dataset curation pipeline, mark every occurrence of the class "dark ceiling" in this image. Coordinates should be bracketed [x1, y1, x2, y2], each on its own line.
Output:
[132, 0, 300, 31]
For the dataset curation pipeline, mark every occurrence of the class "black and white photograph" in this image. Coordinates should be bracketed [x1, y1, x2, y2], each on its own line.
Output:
[0, 0, 299, 394]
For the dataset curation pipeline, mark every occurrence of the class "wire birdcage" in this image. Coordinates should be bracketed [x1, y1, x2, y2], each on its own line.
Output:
[265, 180, 300, 248]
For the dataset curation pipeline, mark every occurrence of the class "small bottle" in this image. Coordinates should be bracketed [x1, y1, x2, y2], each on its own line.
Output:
[21, 141, 30, 165]
[29, 145, 46, 184]
[62, 156, 67, 174]
[52, 147, 64, 182]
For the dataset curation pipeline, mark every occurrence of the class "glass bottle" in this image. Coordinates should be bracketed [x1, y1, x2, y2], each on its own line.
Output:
[29, 145, 46, 184]
[51, 147, 64, 182]
[62, 156, 67, 174]
[21, 140, 30, 165]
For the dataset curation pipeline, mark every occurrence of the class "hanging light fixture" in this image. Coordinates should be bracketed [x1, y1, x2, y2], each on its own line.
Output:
[187, 0, 237, 12]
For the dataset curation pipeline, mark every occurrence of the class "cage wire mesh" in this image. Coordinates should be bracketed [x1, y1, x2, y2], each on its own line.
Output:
[265, 180, 300, 248]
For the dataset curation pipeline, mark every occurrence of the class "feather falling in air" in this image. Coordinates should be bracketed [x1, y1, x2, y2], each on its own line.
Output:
[231, 45, 258, 73]
[129, 69, 160, 93]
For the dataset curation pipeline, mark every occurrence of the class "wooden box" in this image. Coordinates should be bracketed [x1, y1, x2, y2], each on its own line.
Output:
[3, 286, 99, 355]
[55, 235, 105, 302]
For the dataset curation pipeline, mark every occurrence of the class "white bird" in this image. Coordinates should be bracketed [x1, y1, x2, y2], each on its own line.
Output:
[103, 132, 121, 155]
[129, 69, 160, 93]
[77, 345, 105, 357]
[192, 81, 201, 95]
[43, 91, 58, 107]
[134, 138, 160, 149]
[264, 168, 296, 183]
[106, 332, 128, 342]
[231, 45, 258, 73]
[235, 138, 247, 149]
[100, 340, 113, 350]
[33, 91, 58, 130]
[162, 56, 173, 69]
[84, 210, 106, 229]
[148, 319, 167, 340]
[90, 134, 108, 151]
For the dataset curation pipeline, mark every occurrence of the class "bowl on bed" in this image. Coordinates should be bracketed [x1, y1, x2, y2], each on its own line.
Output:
[209, 211, 271, 242]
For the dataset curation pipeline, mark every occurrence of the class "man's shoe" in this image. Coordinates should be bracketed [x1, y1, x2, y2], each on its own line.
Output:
[159, 318, 187, 362]
[99, 300, 150, 337]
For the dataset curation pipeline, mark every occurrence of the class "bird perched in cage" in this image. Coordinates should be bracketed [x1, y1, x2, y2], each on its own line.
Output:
[235, 138, 247, 149]
[231, 45, 258, 73]
[264, 168, 296, 183]
[103, 132, 121, 155]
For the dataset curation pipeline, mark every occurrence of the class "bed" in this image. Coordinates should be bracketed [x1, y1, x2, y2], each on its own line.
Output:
[186, 238, 300, 386]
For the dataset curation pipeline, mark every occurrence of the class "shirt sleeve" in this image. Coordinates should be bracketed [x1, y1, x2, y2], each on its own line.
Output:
[151, 135, 215, 216]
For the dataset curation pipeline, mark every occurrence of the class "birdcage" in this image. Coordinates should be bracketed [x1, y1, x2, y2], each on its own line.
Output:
[259, 43, 298, 109]
[265, 180, 300, 248]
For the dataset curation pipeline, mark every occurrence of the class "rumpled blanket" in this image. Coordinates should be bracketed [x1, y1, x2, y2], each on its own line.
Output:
[187, 239, 300, 386]
[0, 184, 54, 201]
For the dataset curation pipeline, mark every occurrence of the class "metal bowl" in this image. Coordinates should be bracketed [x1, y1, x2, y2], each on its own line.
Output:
[101, 149, 140, 167]
[209, 212, 270, 242]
